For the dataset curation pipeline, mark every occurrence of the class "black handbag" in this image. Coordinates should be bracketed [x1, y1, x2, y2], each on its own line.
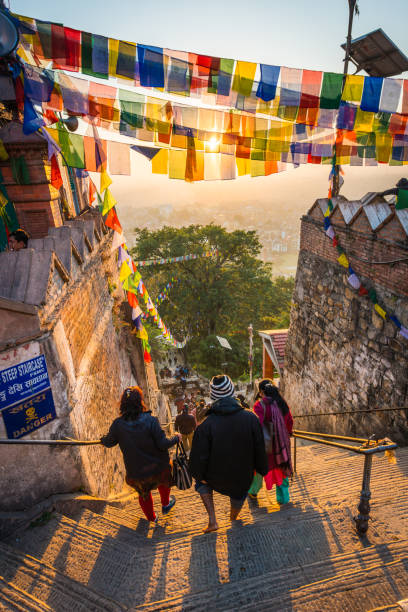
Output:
[172, 441, 193, 490]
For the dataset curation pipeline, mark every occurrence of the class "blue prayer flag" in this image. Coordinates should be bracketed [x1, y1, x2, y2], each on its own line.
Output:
[137, 44, 164, 88]
[360, 77, 383, 113]
[256, 65, 280, 102]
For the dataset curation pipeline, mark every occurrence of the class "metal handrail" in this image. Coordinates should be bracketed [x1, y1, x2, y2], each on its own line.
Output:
[0, 439, 101, 445]
[293, 406, 407, 419]
[292, 428, 398, 536]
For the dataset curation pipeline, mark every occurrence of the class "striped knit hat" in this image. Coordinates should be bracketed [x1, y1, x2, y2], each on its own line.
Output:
[209, 374, 235, 401]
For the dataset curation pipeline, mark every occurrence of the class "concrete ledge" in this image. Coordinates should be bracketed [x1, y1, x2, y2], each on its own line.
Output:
[0, 488, 137, 540]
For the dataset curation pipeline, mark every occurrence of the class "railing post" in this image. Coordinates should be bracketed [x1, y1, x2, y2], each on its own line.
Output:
[354, 453, 373, 535]
[293, 436, 297, 474]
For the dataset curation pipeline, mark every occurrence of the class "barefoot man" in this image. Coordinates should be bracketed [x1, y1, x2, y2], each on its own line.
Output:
[189, 374, 268, 533]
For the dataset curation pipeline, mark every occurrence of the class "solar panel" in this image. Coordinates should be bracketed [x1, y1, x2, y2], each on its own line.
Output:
[341, 28, 408, 77]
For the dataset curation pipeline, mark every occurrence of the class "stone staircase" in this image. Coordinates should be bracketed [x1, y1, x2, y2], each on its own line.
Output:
[1, 443, 408, 611]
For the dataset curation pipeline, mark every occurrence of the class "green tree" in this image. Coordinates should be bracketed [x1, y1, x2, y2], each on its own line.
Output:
[130, 224, 294, 378]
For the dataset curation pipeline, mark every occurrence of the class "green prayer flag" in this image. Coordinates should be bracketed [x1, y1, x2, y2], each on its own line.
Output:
[59, 130, 85, 168]
[119, 90, 144, 129]
[336, 244, 344, 254]
[368, 288, 377, 303]
[396, 189, 408, 210]
[320, 72, 343, 109]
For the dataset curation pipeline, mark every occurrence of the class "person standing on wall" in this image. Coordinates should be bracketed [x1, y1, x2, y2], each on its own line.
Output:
[101, 386, 181, 523]
[189, 374, 268, 533]
[174, 404, 197, 453]
[248, 379, 293, 504]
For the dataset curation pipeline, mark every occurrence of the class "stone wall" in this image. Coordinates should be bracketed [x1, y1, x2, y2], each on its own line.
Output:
[0, 210, 158, 511]
[282, 195, 408, 444]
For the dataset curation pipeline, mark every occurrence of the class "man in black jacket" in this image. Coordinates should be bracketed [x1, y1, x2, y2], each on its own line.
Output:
[189, 374, 268, 533]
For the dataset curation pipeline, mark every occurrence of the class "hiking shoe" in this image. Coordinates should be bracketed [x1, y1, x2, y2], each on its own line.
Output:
[162, 495, 176, 515]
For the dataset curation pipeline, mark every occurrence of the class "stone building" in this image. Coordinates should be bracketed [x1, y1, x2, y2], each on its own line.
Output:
[282, 192, 408, 443]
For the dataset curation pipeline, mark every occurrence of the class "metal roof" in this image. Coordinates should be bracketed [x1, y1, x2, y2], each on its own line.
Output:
[341, 28, 408, 77]
[395, 208, 408, 235]
[338, 201, 362, 224]
[363, 202, 393, 230]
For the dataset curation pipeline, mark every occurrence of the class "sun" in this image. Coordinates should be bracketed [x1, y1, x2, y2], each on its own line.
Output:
[208, 137, 219, 152]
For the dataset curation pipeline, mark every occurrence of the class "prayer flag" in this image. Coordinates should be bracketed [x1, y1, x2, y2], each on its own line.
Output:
[50, 154, 62, 190]
[108, 142, 131, 175]
[337, 253, 349, 268]
[256, 65, 280, 102]
[325, 226, 335, 239]
[232, 61, 257, 97]
[23, 96, 44, 134]
[347, 271, 361, 290]
[102, 188, 116, 215]
[360, 77, 383, 112]
[100, 167, 112, 193]
[280, 67, 302, 107]
[110, 231, 125, 252]
[137, 44, 164, 87]
[379, 78, 402, 113]
[374, 304, 387, 319]
[396, 189, 408, 210]
[105, 208, 122, 232]
[119, 260, 133, 282]
[368, 288, 377, 303]
[342, 75, 364, 102]
[299, 70, 322, 108]
[359, 285, 368, 296]
[389, 315, 401, 329]
[399, 326, 408, 340]
[217, 58, 234, 97]
[320, 72, 343, 109]
[116, 41, 137, 80]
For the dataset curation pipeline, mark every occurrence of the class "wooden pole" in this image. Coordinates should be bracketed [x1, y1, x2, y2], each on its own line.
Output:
[332, 0, 357, 197]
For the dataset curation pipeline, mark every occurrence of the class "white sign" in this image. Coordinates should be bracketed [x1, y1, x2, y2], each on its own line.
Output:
[216, 336, 232, 350]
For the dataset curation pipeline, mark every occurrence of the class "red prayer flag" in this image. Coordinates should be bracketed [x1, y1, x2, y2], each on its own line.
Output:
[332, 237, 338, 247]
[143, 349, 152, 363]
[50, 154, 63, 190]
[359, 286, 369, 296]
[63, 27, 81, 72]
[51, 24, 66, 70]
[105, 208, 122, 232]
[44, 108, 59, 125]
[127, 292, 139, 308]
[89, 179, 96, 205]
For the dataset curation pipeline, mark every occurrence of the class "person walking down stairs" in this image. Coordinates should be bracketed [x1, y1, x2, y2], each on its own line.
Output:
[248, 379, 293, 504]
[174, 404, 197, 453]
[101, 386, 181, 523]
[189, 374, 268, 533]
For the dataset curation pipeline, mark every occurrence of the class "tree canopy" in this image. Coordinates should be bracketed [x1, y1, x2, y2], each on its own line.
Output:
[130, 224, 294, 379]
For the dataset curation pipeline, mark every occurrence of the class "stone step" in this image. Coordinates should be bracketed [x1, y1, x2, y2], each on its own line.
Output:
[0, 575, 51, 612]
[136, 540, 408, 611]
[238, 556, 408, 612]
[0, 542, 121, 612]
[8, 501, 408, 610]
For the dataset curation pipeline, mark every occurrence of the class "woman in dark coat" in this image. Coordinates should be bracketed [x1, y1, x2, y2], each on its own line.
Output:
[101, 386, 181, 523]
[189, 374, 268, 533]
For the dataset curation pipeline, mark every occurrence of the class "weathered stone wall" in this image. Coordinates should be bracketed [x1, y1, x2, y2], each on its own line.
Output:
[0, 212, 159, 511]
[283, 206, 408, 444]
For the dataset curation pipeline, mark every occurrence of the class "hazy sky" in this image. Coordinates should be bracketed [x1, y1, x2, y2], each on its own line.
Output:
[10, 0, 408, 214]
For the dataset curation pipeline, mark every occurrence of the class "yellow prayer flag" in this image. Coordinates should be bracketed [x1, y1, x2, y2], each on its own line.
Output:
[134, 327, 148, 340]
[236, 157, 250, 176]
[376, 134, 392, 164]
[169, 150, 187, 180]
[354, 109, 374, 133]
[152, 149, 169, 174]
[374, 304, 387, 319]
[337, 253, 349, 268]
[232, 61, 257, 97]
[100, 167, 112, 193]
[102, 188, 117, 215]
[119, 260, 133, 283]
[0, 191, 7, 207]
[0, 139, 8, 161]
[342, 75, 364, 102]
[250, 160, 266, 177]
[108, 38, 119, 77]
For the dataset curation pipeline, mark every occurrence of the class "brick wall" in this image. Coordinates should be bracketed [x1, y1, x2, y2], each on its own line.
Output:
[283, 208, 408, 443]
